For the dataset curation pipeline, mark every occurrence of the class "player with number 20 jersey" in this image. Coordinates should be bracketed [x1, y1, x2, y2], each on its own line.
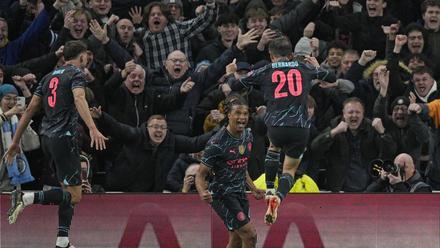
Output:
[229, 36, 336, 225]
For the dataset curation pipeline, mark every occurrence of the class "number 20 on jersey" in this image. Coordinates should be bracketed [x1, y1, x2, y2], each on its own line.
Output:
[272, 69, 303, 99]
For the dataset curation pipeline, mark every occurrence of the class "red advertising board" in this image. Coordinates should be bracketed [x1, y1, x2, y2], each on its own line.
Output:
[0, 194, 439, 248]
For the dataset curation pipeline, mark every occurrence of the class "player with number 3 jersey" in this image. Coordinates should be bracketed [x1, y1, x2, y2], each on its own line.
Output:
[229, 36, 336, 225]
[5, 41, 107, 248]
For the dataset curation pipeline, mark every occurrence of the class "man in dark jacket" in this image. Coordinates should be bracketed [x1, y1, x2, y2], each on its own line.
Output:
[195, 12, 241, 64]
[311, 97, 396, 192]
[103, 62, 194, 127]
[146, 28, 259, 135]
[91, 109, 214, 192]
[366, 153, 432, 192]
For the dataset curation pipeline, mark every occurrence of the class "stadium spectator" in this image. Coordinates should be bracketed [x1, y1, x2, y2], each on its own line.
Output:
[365, 153, 432, 192]
[195, 12, 241, 64]
[311, 97, 396, 192]
[133, 0, 217, 70]
[0, 0, 66, 65]
[91, 110, 213, 192]
[373, 67, 430, 168]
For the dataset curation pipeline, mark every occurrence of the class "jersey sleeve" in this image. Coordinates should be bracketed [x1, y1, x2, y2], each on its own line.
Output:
[71, 70, 87, 90]
[201, 143, 223, 169]
[304, 63, 337, 83]
[34, 80, 43, 97]
[238, 65, 269, 88]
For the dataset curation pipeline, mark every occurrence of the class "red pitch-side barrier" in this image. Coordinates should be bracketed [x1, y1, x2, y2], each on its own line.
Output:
[0, 194, 439, 248]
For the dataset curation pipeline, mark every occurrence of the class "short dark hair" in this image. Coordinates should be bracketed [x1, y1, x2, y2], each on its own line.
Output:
[405, 23, 425, 36]
[63, 40, 88, 61]
[412, 66, 434, 78]
[326, 40, 347, 56]
[269, 36, 293, 57]
[144, 2, 173, 23]
[404, 53, 433, 68]
[421, 0, 440, 15]
[216, 12, 239, 27]
[224, 93, 248, 114]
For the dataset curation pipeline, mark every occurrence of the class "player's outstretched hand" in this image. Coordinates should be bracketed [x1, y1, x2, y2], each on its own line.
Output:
[199, 190, 212, 203]
[252, 188, 265, 200]
[90, 129, 108, 151]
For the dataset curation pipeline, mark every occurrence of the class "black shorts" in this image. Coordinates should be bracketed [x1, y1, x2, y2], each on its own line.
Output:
[41, 135, 81, 186]
[211, 193, 250, 231]
[267, 126, 309, 158]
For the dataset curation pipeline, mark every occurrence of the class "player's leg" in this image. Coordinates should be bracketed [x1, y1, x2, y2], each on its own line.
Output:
[212, 193, 252, 247]
[54, 136, 81, 248]
[8, 136, 74, 224]
[27, 136, 80, 248]
[264, 142, 281, 197]
[235, 222, 257, 248]
[55, 185, 81, 248]
[227, 231, 242, 248]
[265, 127, 309, 225]
[276, 155, 302, 201]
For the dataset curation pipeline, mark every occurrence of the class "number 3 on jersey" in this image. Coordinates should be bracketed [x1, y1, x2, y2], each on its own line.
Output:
[48, 77, 59, 108]
[272, 69, 303, 98]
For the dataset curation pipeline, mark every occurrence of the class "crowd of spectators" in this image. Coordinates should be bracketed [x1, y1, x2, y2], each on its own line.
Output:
[0, 0, 439, 193]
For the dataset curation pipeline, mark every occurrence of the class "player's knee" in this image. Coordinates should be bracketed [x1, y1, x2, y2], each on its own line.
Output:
[68, 188, 82, 204]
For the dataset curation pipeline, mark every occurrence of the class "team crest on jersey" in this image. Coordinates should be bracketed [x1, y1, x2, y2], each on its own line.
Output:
[239, 145, 245, 155]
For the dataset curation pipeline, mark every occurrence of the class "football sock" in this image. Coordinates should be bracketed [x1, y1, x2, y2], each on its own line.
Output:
[22, 193, 34, 206]
[265, 150, 280, 189]
[277, 173, 295, 201]
[58, 203, 74, 237]
[34, 188, 71, 206]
